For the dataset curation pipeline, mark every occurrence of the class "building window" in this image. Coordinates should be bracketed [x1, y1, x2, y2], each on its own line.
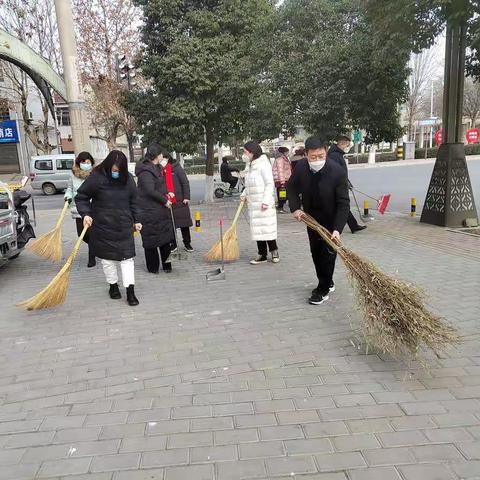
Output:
[0, 98, 9, 121]
[56, 107, 71, 126]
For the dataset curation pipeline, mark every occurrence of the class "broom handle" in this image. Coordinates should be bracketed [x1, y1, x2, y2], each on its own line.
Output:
[65, 226, 89, 266]
[231, 200, 245, 228]
[351, 188, 379, 203]
[55, 201, 70, 229]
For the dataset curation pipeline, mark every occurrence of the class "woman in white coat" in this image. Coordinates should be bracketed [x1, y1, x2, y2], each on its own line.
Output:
[241, 141, 279, 264]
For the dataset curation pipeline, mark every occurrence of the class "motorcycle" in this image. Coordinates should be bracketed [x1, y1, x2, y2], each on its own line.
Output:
[214, 173, 245, 199]
[0, 180, 35, 267]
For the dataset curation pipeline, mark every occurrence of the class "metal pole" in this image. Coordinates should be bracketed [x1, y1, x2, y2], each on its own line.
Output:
[54, 0, 90, 155]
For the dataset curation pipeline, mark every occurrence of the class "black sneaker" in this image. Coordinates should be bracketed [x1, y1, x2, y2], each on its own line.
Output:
[311, 283, 335, 296]
[184, 244, 194, 253]
[250, 255, 268, 265]
[109, 283, 121, 300]
[308, 290, 329, 305]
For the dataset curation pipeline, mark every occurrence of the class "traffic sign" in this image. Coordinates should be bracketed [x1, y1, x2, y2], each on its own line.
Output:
[434, 129, 443, 146]
[352, 130, 361, 144]
[466, 128, 480, 144]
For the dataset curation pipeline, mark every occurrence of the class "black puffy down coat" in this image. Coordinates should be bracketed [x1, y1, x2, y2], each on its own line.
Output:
[75, 169, 138, 261]
[168, 161, 193, 228]
[135, 161, 174, 250]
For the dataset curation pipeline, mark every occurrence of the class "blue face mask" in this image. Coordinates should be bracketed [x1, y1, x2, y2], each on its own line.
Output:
[111, 171, 120, 180]
[80, 163, 92, 172]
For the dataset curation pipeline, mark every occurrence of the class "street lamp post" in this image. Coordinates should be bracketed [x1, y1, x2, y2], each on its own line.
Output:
[54, 0, 90, 155]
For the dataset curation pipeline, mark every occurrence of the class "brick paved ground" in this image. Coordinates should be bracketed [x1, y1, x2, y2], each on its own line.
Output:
[0, 198, 479, 480]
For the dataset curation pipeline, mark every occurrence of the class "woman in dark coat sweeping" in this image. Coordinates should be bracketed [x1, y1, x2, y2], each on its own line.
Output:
[164, 154, 194, 252]
[76, 150, 141, 306]
[135, 143, 175, 273]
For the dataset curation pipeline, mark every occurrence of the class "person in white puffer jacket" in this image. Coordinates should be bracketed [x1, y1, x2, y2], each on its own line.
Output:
[241, 141, 279, 265]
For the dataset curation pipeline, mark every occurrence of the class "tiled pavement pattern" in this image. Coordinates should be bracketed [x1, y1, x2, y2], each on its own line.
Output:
[0, 199, 479, 480]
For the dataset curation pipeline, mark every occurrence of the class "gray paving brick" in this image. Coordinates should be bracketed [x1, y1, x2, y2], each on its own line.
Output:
[230, 390, 271, 402]
[0, 463, 40, 480]
[127, 408, 170, 424]
[433, 413, 479, 427]
[332, 433, 380, 451]
[412, 443, 464, 462]
[165, 464, 214, 480]
[37, 457, 91, 477]
[277, 410, 320, 424]
[411, 389, 456, 402]
[398, 464, 456, 480]
[70, 401, 113, 415]
[315, 452, 366, 472]
[146, 419, 189, 436]
[120, 435, 167, 453]
[190, 445, 237, 463]
[214, 428, 259, 445]
[171, 405, 211, 419]
[372, 391, 416, 404]
[69, 440, 120, 458]
[192, 416, 234, 431]
[141, 448, 189, 468]
[193, 392, 231, 405]
[266, 454, 317, 476]
[284, 438, 333, 455]
[424, 427, 474, 443]
[309, 384, 349, 396]
[213, 403, 254, 416]
[304, 421, 349, 438]
[259, 424, 304, 441]
[457, 441, 480, 460]
[235, 413, 277, 428]
[100, 423, 146, 439]
[22, 444, 70, 463]
[0, 419, 42, 434]
[0, 447, 26, 466]
[400, 401, 448, 415]
[5, 431, 55, 448]
[347, 418, 393, 434]
[390, 415, 437, 431]
[239, 441, 285, 459]
[114, 469, 164, 480]
[377, 430, 429, 447]
[363, 447, 416, 466]
[111, 398, 153, 412]
[334, 393, 376, 407]
[167, 431, 213, 448]
[85, 412, 128, 426]
[450, 460, 480, 479]
[216, 459, 266, 479]
[90, 453, 140, 472]
[347, 466, 401, 480]
[53, 427, 101, 443]
[294, 396, 335, 410]
[254, 399, 295, 413]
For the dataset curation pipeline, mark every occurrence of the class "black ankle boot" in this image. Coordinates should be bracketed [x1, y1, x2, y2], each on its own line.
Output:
[126, 285, 139, 306]
[109, 283, 121, 299]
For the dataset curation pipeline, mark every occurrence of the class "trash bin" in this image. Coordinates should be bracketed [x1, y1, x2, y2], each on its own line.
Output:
[403, 141, 416, 160]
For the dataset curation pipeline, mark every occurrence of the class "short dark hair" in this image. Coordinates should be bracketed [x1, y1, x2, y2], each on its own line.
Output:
[305, 136, 327, 153]
[278, 146, 289, 154]
[244, 141, 263, 160]
[75, 151, 94, 168]
[144, 142, 171, 163]
[336, 135, 351, 144]
[97, 150, 129, 184]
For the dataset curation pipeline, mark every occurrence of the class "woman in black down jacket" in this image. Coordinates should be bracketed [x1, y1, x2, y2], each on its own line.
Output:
[76, 150, 142, 306]
[164, 154, 194, 252]
[135, 143, 175, 274]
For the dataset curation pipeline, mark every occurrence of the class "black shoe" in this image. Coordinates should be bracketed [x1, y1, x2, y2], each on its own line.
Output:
[147, 270, 159, 275]
[109, 283, 121, 300]
[163, 263, 172, 273]
[250, 255, 268, 265]
[184, 244, 194, 253]
[308, 290, 329, 305]
[352, 225, 367, 233]
[87, 255, 96, 268]
[126, 285, 139, 306]
[311, 283, 335, 296]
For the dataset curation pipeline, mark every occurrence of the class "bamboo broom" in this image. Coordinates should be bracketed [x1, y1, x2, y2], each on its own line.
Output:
[18, 226, 89, 311]
[27, 201, 70, 262]
[300, 213, 460, 359]
[205, 200, 245, 262]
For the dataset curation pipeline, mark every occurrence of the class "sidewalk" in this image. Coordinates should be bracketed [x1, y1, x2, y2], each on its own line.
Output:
[0, 201, 478, 480]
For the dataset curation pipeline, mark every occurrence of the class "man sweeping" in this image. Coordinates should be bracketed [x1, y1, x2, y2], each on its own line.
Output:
[287, 136, 350, 305]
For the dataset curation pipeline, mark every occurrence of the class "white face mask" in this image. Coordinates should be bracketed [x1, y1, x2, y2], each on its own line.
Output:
[242, 154, 250, 163]
[309, 160, 326, 172]
[160, 159, 168, 167]
[342, 145, 352, 154]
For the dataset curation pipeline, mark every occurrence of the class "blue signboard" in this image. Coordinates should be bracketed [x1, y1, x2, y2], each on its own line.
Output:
[0, 120, 19, 144]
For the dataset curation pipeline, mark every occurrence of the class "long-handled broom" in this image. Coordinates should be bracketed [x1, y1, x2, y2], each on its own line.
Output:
[300, 213, 460, 359]
[205, 200, 245, 262]
[27, 201, 70, 262]
[18, 226, 89, 311]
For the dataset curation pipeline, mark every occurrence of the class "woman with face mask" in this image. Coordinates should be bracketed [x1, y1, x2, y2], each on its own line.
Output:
[76, 150, 142, 306]
[64, 151, 96, 267]
[135, 143, 175, 274]
[241, 141, 279, 264]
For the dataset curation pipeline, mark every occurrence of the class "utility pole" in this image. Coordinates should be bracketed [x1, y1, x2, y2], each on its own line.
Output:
[54, 0, 90, 155]
[430, 80, 434, 148]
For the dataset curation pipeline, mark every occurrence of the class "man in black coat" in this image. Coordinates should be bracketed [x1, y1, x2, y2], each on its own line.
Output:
[287, 136, 350, 305]
[220, 158, 240, 190]
[328, 136, 366, 234]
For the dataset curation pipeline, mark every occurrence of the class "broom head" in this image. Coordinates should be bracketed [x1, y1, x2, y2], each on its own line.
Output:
[27, 226, 63, 262]
[205, 224, 239, 262]
[17, 259, 73, 310]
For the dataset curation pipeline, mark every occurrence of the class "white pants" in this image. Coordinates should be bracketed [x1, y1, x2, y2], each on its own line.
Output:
[101, 258, 135, 288]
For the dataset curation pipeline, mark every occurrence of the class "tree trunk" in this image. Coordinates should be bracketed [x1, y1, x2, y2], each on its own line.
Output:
[176, 152, 184, 168]
[204, 125, 215, 203]
[127, 133, 135, 163]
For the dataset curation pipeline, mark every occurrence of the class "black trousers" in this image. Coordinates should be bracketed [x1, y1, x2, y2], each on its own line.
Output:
[144, 244, 172, 273]
[75, 218, 95, 260]
[173, 227, 191, 248]
[257, 240, 278, 257]
[229, 178, 238, 190]
[308, 228, 337, 293]
[276, 187, 287, 210]
[347, 211, 360, 232]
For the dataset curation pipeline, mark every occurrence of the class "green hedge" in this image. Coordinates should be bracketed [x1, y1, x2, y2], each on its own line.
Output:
[346, 151, 397, 165]
[415, 144, 480, 158]
[184, 161, 244, 175]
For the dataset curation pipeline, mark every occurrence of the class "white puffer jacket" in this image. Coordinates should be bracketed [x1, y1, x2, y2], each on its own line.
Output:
[242, 154, 277, 241]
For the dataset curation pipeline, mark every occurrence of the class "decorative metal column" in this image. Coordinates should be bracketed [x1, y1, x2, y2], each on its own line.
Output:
[420, 2, 478, 227]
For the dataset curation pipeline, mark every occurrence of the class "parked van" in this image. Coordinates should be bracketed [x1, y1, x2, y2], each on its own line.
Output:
[30, 154, 75, 195]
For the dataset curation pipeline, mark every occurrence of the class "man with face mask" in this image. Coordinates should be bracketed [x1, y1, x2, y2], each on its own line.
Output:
[287, 136, 350, 305]
[328, 136, 366, 234]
